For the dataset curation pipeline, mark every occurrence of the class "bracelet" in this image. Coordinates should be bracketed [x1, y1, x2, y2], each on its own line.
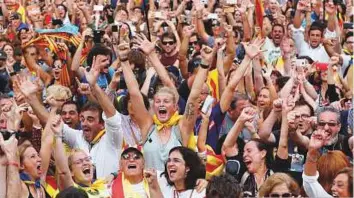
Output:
[200, 63, 209, 69]
[3, 161, 19, 168]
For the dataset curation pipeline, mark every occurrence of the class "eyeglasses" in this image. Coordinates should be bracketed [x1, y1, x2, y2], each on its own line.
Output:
[162, 41, 175, 46]
[295, 114, 310, 120]
[318, 122, 338, 127]
[122, 153, 141, 160]
[189, 41, 198, 46]
[72, 156, 92, 165]
[53, 64, 62, 69]
[268, 193, 293, 197]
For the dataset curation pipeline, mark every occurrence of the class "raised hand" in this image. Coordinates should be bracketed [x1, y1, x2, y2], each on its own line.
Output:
[0, 132, 18, 160]
[14, 74, 41, 98]
[272, 98, 283, 112]
[200, 45, 214, 65]
[134, 33, 155, 55]
[117, 43, 130, 61]
[238, 106, 257, 123]
[44, 94, 65, 109]
[329, 56, 340, 67]
[144, 169, 159, 189]
[287, 110, 299, 129]
[183, 25, 195, 37]
[297, 0, 310, 12]
[50, 115, 63, 135]
[283, 95, 296, 113]
[309, 129, 329, 150]
[76, 77, 92, 96]
[243, 37, 266, 59]
[262, 67, 272, 80]
[84, 56, 101, 86]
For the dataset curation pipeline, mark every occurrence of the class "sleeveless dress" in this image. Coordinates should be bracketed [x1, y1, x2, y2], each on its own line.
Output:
[143, 125, 182, 171]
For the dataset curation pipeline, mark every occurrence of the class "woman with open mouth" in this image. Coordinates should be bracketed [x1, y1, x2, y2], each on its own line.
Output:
[160, 146, 206, 197]
[121, 34, 214, 171]
[223, 98, 294, 197]
[0, 122, 55, 197]
[48, 114, 110, 197]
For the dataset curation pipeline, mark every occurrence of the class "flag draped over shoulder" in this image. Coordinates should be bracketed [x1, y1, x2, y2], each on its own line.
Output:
[23, 24, 82, 87]
[255, 0, 264, 36]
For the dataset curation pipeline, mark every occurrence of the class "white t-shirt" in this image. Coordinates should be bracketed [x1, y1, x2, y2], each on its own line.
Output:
[262, 37, 281, 65]
[157, 171, 206, 198]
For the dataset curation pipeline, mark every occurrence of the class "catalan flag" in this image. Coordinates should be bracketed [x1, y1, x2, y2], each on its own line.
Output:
[255, 0, 265, 37]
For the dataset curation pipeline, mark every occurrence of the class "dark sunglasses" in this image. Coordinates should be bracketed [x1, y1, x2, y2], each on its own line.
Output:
[122, 153, 141, 160]
[268, 193, 293, 197]
[189, 41, 198, 45]
[162, 41, 175, 45]
[318, 122, 337, 127]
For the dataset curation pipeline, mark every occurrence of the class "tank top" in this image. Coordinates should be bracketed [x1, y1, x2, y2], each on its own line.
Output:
[25, 184, 51, 198]
[143, 125, 182, 171]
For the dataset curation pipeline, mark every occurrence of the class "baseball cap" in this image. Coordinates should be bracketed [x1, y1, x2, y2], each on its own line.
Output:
[0, 50, 7, 60]
[121, 145, 143, 157]
[16, 23, 29, 32]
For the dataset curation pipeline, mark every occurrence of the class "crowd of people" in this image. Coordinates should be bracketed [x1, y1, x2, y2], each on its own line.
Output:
[0, 0, 353, 197]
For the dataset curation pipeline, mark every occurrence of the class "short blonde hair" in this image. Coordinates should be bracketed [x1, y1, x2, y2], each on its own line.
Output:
[46, 85, 72, 101]
[154, 86, 178, 105]
[258, 173, 300, 197]
[67, 148, 87, 170]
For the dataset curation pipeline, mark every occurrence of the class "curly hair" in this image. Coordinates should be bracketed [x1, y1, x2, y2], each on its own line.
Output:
[163, 146, 206, 190]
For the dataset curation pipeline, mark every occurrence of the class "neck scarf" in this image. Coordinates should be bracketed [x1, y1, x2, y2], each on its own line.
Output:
[20, 172, 41, 189]
[75, 179, 106, 196]
[153, 111, 181, 131]
[91, 129, 106, 145]
[111, 172, 149, 198]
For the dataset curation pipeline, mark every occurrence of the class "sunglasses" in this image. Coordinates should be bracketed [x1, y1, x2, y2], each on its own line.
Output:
[268, 193, 293, 197]
[318, 122, 338, 127]
[189, 41, 198, 45]
[122, 153, 141, 160]
[162, 41, 175, 45]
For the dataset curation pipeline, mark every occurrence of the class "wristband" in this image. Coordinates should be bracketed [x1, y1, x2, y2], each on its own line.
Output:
[200, 63, 209, 69]
[3, 161, 19, 168]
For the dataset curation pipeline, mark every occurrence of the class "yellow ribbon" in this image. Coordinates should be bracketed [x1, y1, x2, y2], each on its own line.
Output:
[153, 112, 181, 131]
[74, 179, 107, 197]
[91, 129, 106, 145]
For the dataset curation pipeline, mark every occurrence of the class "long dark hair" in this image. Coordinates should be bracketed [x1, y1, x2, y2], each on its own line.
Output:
[163, 146, 206, 190]
[247, 139, 274, 169]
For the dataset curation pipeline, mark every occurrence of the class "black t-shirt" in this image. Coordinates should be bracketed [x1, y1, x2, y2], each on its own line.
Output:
[323, 134, 352, 157]
[0, 68, 10, 93]
[178, 80, 190, 102]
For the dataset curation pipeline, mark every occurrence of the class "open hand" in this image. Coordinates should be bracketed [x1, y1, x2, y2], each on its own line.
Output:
[243, 37, 266, 59]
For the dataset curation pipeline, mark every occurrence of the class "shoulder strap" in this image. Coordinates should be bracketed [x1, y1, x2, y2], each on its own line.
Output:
[241, 171, 250, 185]
[111, 173, 124, 198]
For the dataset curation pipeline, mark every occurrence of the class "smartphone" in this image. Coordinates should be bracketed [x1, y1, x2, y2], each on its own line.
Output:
[207, 13, 218, 20]
[315, 62, 329, 71]
[93, 30, 104, 44]
[226, 0, 237, 4]
[295, 59, 306, 67]
[201, 95, 214, 114]
[107, 15, 114, 24]
[343, 23, 353, 29]
[93, 5, 104, 11]
[112, 25, 118, 32]
[52, 19, 63, 26]
[201, 0, 208, 4]
[223, 6, 235, 13]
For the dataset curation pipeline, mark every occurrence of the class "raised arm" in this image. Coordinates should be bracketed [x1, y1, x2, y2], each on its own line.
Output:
[197, 108, 211, 153]
[23, 50, 52, 87]
[121, 42, 153, 141]
[277, 97, 295, 159]
[179, 46, 214, 146]
[195, 0, 210, 42]
[0, 134, 20, 198]
[293, 0, 310, 29]
[223, 107, 257, 156]
[178, 26, 195, 79]
[71, 29, 92, 79]
[220, 37, 265, 112]
[258, 99, 282, 143]
[84, 57, 117, 118]
[51, 115, 74, 190]
[223, 24, 236, 74]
